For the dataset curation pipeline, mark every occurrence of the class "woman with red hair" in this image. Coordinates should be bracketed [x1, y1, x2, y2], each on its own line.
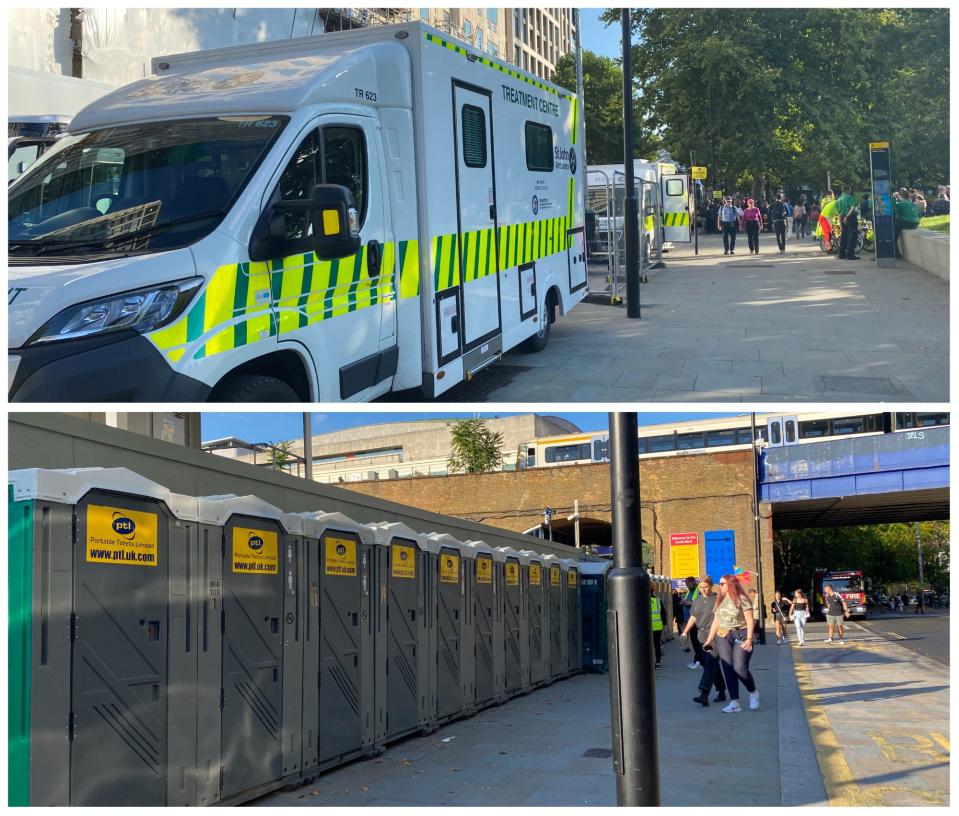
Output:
[702, 574, 759, 713]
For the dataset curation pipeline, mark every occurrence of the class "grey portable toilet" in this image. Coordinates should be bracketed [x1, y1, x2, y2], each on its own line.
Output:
[580, 561, 613, 672]
[463, 540, 502, 710]
[562, 559, 582, 676]
[200, 493, 293, 802]
[299, 511, 376, 767]
[425, 533, 471, 723]
[282, 511, 319, 781]
[494, 546, 527, 697]
[364, 521, 431, 747]
[8, 468, 211, 807]
[543, 555, 567, 679]
[520, 549, 549, 687]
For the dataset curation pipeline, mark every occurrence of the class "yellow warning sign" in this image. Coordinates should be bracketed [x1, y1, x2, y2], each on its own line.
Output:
[440, 553, 459, 583]
[86, 505, 159, 567]
[325, 536, 357, 577]
[529, 563, 541, 585]
[567, 570, 578, 587]
[550, 565, 561, 587]
[505, 561, 519, 586]
[392, 544, 416, 579]
[232, 526, 278, 575]
[476, 556, 492, 584]
[869, 141, 890, 150]
[691, 165, 707, 180]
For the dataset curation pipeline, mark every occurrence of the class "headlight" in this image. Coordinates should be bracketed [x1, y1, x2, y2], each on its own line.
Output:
[29, 278, 203, 344]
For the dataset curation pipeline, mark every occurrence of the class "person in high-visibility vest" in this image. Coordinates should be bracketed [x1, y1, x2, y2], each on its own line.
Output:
[651, 593, 666, 669]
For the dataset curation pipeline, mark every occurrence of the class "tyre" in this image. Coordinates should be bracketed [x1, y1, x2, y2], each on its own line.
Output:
[819, 235, 828, 253]
[855, 231, 865, 254]
[210, 373, 300, 402]
[521, 291, 555, 353]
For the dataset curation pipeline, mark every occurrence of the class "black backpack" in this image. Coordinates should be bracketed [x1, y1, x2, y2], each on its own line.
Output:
[770, 201, 786, 221]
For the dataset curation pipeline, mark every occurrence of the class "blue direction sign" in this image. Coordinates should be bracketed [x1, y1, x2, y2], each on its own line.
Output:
[704, 529, 736, 580]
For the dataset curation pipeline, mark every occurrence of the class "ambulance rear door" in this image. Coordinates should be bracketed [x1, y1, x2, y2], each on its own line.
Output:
[660, 173, 691, 243]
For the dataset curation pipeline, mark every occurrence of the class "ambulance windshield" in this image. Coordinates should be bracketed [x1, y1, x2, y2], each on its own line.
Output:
[9, 116, 286, 256]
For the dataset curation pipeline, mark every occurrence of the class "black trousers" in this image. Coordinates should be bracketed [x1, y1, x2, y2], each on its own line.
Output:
[774, 219, 787, 251]
[689, 624, 705, 665]
[698, 647, 726, 693]
[653, 629, 662, 663]
[746, 221, 760, 252]
[722, 222, 738, 251]
[839, 214, 859, 258]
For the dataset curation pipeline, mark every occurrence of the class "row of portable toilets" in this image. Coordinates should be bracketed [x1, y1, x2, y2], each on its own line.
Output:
[9, 468, 604, 807]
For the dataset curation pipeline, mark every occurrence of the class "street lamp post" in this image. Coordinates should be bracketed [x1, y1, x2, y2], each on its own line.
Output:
[606, 412, 660, 805]
[621, 9, 641, 319]
[544, 506, 554, 541]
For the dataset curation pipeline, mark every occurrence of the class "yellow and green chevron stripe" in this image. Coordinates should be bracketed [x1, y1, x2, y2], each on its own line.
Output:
[425, 31, 573, 100]
[663, 211, 690, 227]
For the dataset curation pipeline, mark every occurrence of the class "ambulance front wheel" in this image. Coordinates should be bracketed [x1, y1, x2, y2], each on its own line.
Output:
[522, 291, 556, 353]
[210, 373, 300, 402]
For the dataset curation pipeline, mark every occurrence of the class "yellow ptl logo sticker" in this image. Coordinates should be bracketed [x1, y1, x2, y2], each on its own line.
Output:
[326, 536, 358, 576]
[86, 505, 159, 566]
[550, 566, 561, 587]
[392, 544, 416, 579]
[476, 556, 492, 584]
[440, 553, 459, 583]
[232, 527, 278, 574]
[529, 563, 541, 585]
[568, 570, 578, 587]
[506, 561, 519, 586]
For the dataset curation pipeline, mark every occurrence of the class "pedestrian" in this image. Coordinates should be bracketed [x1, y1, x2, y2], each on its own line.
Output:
[806, 201, 819, 240]
[784, 197, 794, 240]
[716, 196, 741, 255]
[836, 184, 860, 260]
[770, 591, 791, 644]
[822, 584, 850, 644]
[860, 192, 873, 222]
[672, 588, 685, 638]
[680, 577, 707, 669]
[688, 577, 728, 707]
[769, 193, 788, 254]
[681, 577, 701, 664]
[760, 199, 771, 232]
[703, 574, 759, 713]
[915, 592, 925, 614]
[793, 196, 807, 238]
[651, 587, 667, 669]
[742, 198, 763, 254]
[789, 589, 809, 645]
[748, 587, 762, 640]
[893, 191, 921, 258]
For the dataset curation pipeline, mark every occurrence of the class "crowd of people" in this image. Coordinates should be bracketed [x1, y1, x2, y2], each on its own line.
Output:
[655, 577, 862, 713]
[700, 183, 949, 258]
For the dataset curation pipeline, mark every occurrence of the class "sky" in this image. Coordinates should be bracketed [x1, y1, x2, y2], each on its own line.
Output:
[579, 7, 622, 59]
[201, 412, 743, 444]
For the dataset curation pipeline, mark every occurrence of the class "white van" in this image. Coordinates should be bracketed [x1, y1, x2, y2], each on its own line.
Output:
[9, 21, 587, 401]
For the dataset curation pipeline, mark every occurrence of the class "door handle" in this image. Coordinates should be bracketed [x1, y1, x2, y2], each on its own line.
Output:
[489, 204, 496, 221]
[367, 240, 382, 277]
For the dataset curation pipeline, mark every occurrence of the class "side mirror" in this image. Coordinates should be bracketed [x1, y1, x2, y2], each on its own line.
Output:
[249, 183, 361, 262]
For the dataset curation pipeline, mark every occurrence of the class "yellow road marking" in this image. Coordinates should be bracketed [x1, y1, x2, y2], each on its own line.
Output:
[791, 650, 868, 806]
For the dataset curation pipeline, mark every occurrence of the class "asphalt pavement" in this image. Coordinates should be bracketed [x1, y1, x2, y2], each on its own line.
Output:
[857, 608, 950, 665]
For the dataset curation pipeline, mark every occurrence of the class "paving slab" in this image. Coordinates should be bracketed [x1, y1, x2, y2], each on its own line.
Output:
[485, 232, 950, 402]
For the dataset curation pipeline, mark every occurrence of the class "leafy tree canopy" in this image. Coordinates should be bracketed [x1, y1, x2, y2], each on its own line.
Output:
[597, 8, 948, 193]
[447, 419, 505, 474]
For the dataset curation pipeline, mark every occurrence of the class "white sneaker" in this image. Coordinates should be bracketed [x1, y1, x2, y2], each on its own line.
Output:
[823, 638, 833, 643]
[837, 639, 845, 645]
[722, 701, 742, 714]
[686, 661, 701, 669]
[749, 690, 760, 710]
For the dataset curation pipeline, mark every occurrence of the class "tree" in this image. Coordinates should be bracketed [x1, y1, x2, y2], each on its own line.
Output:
[268, 440, 294, 471]
[554, 49, 660, 165]
[774, 521, 950, 594]
[447, 419, 504, 474]
[602, 8, 949, 194]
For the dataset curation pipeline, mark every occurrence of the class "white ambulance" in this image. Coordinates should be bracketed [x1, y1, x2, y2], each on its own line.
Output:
[9, 21, 587, 402]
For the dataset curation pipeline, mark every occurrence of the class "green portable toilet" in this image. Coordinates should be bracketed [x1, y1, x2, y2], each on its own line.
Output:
[8, 467, 210, 807]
